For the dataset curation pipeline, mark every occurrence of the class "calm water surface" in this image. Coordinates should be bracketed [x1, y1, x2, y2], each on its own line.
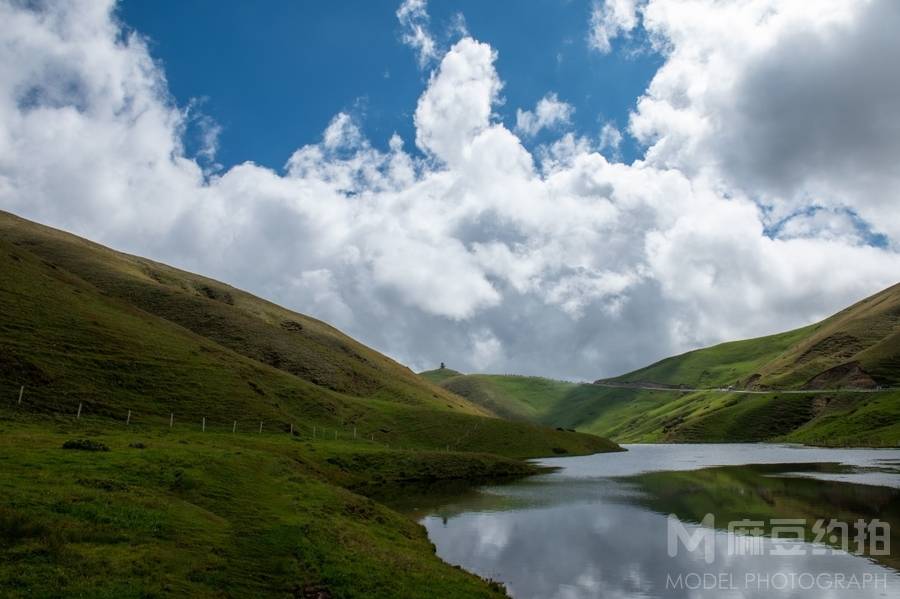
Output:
[394, 444, 900, 598]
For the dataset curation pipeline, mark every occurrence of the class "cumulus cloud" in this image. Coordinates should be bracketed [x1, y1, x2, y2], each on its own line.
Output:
[413, 38, 504, 167]
[631, 0, 900, 240]
[396, 0, 437, 69]
[0, 0, 898, 382]
[515, 93, 575, 138]
[589, 0, 640, 53]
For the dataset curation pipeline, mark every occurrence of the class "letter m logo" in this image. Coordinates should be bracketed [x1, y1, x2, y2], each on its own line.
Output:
[667, 513, 716, 564]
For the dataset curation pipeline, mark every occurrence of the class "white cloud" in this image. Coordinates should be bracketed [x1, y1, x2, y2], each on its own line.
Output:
[0, 0, 898, 380]
[598, 121, 623, 157]
[589, 0, 640, 53]
[396, 0, 437, 69]
[470, 329, 504, 370]
[630, 0, 900, 240]
[515, 93, 575, 138]
[183, 99, 222, 171]
[448, 12, 469, 38]
[414, 38, 502, 166]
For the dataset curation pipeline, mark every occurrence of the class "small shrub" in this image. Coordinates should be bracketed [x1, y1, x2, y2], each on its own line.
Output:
[484, 578, 508, 594]
[0, 507, 47, 543]
[551, 447, 568, 455]
[129, 442, 146, 449]
[62, 439, 109, 452]
[171, 469, 198, 492]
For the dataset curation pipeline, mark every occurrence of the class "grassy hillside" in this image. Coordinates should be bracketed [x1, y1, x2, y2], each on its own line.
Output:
[427, 284, 900, 447]
[432, 374, 583, 423]
[604, 282, 900, 390]
[0, 211, 621, 596]
[563, 387, 900, 446]
[603, 326, 815, 389]
[752, 283, 900, 388]
[0, 210, 623, 456]
[419, 367, 464, 385]
[0, 210, 478, 415]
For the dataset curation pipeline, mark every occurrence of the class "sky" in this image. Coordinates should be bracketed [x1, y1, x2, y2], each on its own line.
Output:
[1, 0, 899, 381]
[118, 0, 662, 168]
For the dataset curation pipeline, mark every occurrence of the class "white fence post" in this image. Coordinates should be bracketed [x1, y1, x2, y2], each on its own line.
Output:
[126, 410, 131, 425]
[259, 421, 263, 434]
[202, 416, 206, 432]
[17, 385, 24, 405]
[170, 413, 174, 428]
[233, 420, 237, 433]
[76, 403, 82, 419]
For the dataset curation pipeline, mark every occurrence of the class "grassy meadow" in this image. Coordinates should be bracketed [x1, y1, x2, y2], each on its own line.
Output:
[0, 415, 541, 598]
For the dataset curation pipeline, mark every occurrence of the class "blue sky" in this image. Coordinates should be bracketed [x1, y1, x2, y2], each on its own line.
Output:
[120, 0, 661, 171]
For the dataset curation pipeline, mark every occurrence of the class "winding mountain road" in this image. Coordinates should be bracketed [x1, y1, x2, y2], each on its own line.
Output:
[593, 382, 897, 394]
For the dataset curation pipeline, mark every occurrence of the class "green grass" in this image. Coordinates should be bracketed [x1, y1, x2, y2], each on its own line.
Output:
[0, 210, 480, 415]
[424, 283, 900, 447]
[0, 420, 535, 598]
[781, 391, 900, 446]
[606, 282, 900, 390]
[606, 326, 816, 388]
[419, 368, 464, 385]
[436, 374, 583, 422]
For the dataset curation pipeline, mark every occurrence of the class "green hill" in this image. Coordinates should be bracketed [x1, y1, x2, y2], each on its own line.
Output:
[0, 210, 481, 417]
[430, 373, 581, 423]
[601, 326, 816, 390]
[419, 366, 464, 385]
[427, 284, 900, 447]
[0, 210, 621, 456]
[0, 210, 619, 597]
[603, 282, 900, 390]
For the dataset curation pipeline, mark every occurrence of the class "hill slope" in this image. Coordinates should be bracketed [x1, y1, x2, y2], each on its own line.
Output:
[604, 282, 900, 390]
[425, 373, 583, 423]
[0, 209, 618, 457]
[419, 367, 464, 385]
[0, 210, 478, 415]
[427, 284, 900, 446]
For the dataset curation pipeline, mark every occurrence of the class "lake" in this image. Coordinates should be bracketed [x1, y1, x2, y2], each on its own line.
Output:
[391, 444, 900, 598]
